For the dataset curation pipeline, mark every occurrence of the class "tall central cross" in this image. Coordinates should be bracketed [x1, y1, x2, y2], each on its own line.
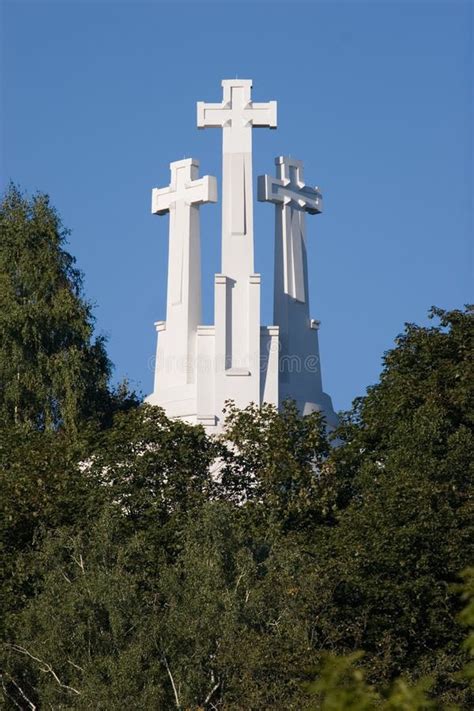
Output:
[258, 156, 322, 304]
[197, 80, 276, 373]
[197, 79, 276, 276]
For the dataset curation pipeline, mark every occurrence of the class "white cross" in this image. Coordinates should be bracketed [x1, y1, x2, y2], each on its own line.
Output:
[197, 79, 277, 153]
[258, 156, 322, 303]
[258, 156, 322, 213]
[152, 158, 217, 306]
[196, 80, 277, 373]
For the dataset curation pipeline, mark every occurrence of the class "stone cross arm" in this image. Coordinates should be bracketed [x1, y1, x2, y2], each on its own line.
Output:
[197, 101, 277, 128]
[257, 156, 322, 214]
[258, 157, 322, 303]
[152, 158, 217, 215]
[197, 79, 277, 129]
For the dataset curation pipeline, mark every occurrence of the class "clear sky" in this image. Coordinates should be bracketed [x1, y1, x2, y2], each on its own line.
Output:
[1, 0, 472, 411]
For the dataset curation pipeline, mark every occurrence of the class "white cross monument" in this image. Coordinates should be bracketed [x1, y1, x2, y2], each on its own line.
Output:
[146, 158, 217, 418]
[197, 80, 277, 374]
[146, 80, 337, 432]
[258, 156, 337, 427]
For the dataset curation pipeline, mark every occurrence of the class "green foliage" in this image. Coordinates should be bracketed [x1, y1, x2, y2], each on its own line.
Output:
[2, 406, 319, 709]
[458, 568, 474, 685]
[316, 307, 474, 704]
[0, 184, 133, 432]
[305, 652, 436, 710]
[219, 399, 329, 529]
[0, 426, 98, 615]
[304, 652, 380, 710]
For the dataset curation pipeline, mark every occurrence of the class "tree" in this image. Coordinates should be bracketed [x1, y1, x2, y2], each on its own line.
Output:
[304, 652, 435, 710]
[458, 567, 474, 686]
[1, 403, 328, 709]
[0, 185, 138, 707]
[310, 307, 474, 705]
[218, 399, 329, 530]
[1, 406, 219, 709]
[305, 568, 474, 710]
[0, 184, 117, 432]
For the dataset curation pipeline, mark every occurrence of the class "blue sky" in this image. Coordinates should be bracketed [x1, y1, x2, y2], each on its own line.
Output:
[1, 0, 472, 411]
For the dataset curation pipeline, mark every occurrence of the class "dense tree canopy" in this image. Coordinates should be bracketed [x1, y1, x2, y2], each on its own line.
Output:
[0, 186, 472, 709]
[0, 185, 134, 432]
